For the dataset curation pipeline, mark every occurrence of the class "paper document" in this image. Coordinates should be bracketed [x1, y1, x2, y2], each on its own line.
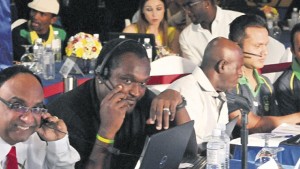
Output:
[230, 133, 293, 147]
[272, 123, 300, 135]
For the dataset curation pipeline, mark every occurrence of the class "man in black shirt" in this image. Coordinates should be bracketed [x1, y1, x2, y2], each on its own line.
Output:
[47, 39, 190, 169]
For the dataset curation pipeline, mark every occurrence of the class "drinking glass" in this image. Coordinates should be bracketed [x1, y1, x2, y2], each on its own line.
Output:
[20, 45, 36, 71]
[20, 45, 34, 62]
[254, 133, 284, 169]
[272, 19, 282, 40]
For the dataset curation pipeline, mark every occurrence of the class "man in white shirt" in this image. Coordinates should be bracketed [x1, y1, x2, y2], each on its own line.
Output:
[179, 0, 286, 69]
[180, 0, 243, 66]
[152, 37, 243, 146]
[0, 66, 79, 169]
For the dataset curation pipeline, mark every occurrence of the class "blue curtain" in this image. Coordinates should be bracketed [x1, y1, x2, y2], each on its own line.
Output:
[0, 0, 13, 68]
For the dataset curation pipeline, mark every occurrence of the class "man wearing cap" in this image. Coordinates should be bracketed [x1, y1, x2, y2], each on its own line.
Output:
[12, 0, 66, 61]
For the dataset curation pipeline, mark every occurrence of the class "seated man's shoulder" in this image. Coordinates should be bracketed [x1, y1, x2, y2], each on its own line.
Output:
[274, 68, 294, 88]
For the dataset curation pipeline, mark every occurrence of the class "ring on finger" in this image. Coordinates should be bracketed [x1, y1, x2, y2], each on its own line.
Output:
[163, 108, 171, 115]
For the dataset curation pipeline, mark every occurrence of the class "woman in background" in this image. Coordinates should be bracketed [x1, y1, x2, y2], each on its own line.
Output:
[123, 0, 181, 56]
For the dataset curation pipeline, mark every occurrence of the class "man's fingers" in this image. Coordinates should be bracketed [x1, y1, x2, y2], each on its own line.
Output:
[104, 85, 123, 100]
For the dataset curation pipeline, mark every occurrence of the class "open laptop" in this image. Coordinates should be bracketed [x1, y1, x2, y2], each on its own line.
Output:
[225, 115, 239, 137]
[107, 32, 157, 60]
[134, 120, 194, 169]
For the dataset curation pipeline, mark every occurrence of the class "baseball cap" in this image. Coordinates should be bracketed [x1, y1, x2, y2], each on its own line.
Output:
[28, 0, 59, 15]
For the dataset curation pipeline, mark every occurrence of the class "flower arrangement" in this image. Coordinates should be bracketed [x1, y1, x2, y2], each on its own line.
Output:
[260, 5, 279, 20]
[65, 32, 102, 60]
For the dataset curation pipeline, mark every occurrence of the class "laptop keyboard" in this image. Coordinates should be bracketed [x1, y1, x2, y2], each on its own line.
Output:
[180, 155, 206, 169]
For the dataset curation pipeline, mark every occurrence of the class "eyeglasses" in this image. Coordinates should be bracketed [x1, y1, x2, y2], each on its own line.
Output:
[0, 97, 47, 115]
[182, 0, 203, 11]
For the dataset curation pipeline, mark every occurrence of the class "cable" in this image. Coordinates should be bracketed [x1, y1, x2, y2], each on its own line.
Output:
[40, 122, 141, 157]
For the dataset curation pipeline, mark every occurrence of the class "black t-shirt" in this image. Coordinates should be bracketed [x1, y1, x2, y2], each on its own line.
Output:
[47, 79, 157, 169]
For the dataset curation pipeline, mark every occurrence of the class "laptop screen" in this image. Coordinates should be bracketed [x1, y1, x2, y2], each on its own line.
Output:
[135, 121, 194, 169]
[107, 32, 157, 60]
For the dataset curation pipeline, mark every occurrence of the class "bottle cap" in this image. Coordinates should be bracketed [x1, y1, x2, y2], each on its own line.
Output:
[212, 128, 221, 136]
[144, 38, 150, 43]
[36, 38, 42, 43]
[93, 33, 99, 40]
[54, 30, 59, 35]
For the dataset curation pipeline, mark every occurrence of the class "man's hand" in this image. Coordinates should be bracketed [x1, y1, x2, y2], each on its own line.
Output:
[37, 113, 67, 141]
[98, 85, 129, 139]
[147, 89, 183, 130]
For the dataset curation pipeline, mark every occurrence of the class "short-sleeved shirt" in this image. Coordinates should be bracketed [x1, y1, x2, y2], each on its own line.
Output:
[169, 67, 229, 144]
[274, 58, 300, 115]
[47, 79, 158, 169]
[226, 69, 279, 116]
[179, 6, 243, 66]
[12, 22, 66, 61]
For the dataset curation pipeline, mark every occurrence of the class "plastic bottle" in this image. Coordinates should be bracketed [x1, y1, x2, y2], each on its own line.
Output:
[217, 124, 230, 169]
[42, 44, 55, 80]
[206, 129, 226, 169]
[143, 38, 152, 62]
[52, 31, 62, 62]
[291, 8, 299, 28]
[35, 38, 44, 74]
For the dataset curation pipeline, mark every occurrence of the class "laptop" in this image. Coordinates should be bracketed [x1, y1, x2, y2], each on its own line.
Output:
[134, 120, 194, 169]
[107, 32, 157, 60]
[225, 115, 239, 136]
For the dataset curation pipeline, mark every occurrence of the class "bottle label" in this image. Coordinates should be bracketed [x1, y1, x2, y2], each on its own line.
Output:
[207, 149, 219, 165]
[52, 39, 61, 49]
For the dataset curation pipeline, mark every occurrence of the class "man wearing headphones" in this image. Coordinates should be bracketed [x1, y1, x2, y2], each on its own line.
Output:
[227, 14, 300, 137]
[47, 39, 190, 169]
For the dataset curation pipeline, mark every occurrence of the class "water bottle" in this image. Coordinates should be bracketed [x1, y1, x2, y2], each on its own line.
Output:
[42, 44, 55, 80]
[35, 38, 44, 74]
[143, 38, 152, 62]
[291, 8, 299, 28]
[52, 31, 62, 62]
[206, 129, 226, 169]
[217, 124, 230, 169]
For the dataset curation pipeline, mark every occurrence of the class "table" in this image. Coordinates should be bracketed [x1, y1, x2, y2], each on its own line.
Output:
[40, 62, 92, 99]
[229, 159, 294, 169]
[232, 144, 300, 166]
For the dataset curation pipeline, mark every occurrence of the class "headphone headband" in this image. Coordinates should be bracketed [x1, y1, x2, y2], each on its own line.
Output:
[95, 39, 137, 76]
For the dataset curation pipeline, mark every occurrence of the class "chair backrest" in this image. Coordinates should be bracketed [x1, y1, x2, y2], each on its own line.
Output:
[262, 38, 292, 83]
[11, 19, 27, 30]
[147, 56, 197, 94]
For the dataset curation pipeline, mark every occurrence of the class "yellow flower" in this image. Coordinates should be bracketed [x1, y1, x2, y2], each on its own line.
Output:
[260, 5, 279, 19]
[65, 32, 102, 59]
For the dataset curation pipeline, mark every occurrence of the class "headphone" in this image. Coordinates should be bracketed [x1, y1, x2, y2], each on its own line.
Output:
[95, 39, 139, 79]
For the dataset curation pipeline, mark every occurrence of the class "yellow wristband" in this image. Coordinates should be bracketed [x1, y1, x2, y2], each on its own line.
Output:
[96, 134, 115, 144]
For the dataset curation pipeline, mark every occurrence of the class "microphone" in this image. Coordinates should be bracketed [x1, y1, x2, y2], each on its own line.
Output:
[227, 94, 251, 114]
[227, 94, 250, 169]
[243, 51, 262, 58]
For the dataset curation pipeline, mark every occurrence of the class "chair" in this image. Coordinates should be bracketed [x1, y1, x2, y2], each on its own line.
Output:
[262, 37, 292, 83]
[11, 19, 27, 30]
[147, 56, 197, 94]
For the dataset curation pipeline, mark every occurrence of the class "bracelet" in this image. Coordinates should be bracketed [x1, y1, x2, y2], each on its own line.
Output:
[96, 134, 115, 144]
[176, 96, 187, 110]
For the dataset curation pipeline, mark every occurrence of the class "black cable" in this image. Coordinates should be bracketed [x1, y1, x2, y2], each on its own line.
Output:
[40, 122, 141, 157]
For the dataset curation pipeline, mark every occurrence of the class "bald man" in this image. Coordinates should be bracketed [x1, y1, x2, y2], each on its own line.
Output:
[151, 37, 243, 145]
